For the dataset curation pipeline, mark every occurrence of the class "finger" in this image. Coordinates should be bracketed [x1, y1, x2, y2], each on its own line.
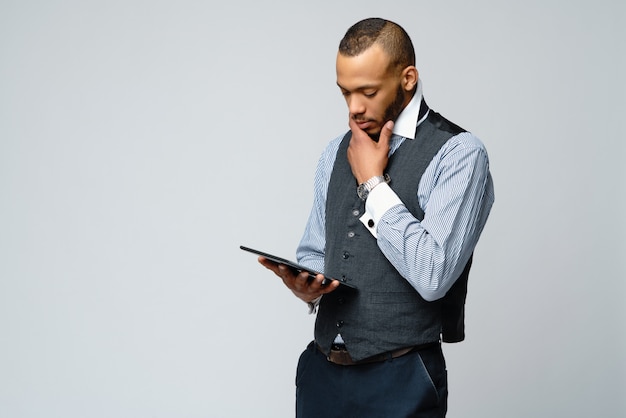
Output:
[278, 264, 297, 282]
[320, 279, 341, 294]
[348, 117, 360, 138]
[348, 115, 358, 130]
[348, 116, 368, 140]
[259, 258, 299, 286]
[304, 273, 325, 292]
[258, 257, 282, 275]
[309, 273, 340, 294]
[379, 120, 394, 145]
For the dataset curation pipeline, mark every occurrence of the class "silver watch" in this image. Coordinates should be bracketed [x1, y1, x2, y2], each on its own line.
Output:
[356, 173, 391, 200]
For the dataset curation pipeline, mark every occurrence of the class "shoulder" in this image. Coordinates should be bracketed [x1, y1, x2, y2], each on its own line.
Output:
[438, 131, 490, 162]
[423, 131, 491, 185]
[325, 131, 350, 154]
[311, 132, 349, 184]
[317, 132, 348, 165]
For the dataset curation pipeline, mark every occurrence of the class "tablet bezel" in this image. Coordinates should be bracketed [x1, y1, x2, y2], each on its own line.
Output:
[240, 245, 357, 290]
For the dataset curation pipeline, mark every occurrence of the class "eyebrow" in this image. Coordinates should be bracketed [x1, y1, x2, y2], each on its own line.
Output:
[336, 82, 379, 91]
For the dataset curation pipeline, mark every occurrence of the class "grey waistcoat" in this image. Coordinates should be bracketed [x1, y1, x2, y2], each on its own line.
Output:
[316, 109, 473, 361]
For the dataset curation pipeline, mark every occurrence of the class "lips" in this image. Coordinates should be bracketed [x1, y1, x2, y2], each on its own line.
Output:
[356, 120, 373, 130]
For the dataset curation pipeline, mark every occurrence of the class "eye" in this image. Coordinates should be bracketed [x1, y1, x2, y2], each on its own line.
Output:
[364, 91, 377, 98]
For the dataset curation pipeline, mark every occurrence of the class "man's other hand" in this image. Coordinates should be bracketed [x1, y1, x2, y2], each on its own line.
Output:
[258, 257, 340, 303]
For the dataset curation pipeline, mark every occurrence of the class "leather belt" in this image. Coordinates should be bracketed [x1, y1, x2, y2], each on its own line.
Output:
[319, 342, 438, 366]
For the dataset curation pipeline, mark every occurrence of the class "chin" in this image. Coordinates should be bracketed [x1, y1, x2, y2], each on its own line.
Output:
[364, 124, 382, 136]
[367, 131, 382, 142]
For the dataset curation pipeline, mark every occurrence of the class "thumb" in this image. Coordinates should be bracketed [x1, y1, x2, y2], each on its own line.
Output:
[380, 120, 394, 144]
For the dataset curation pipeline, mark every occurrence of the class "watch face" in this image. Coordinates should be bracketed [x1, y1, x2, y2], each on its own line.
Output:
[357, 184, 368, 200]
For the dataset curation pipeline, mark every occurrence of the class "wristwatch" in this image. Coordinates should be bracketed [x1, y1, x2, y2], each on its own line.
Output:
[356, 173, 391, 201]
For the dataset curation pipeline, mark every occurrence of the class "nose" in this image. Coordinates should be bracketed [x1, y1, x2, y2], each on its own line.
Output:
[346, 95, 365, 117]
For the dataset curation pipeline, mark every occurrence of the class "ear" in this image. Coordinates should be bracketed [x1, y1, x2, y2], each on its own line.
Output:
[401, 66, 419, 92]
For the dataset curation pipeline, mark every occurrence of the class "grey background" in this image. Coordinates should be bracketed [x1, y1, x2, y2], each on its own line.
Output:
[1, 0, 624, 417]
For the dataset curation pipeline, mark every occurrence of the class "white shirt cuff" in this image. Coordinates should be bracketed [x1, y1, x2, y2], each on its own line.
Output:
[307, 296, 322, 314]
[359, 183, 403, 238]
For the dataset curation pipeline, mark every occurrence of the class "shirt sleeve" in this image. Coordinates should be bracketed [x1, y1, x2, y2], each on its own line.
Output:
[361, 133, 494, 301]
[296, 136, 343, 283]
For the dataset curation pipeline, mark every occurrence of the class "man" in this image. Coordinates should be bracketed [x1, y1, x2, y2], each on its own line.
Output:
[259, 17, 494, 417]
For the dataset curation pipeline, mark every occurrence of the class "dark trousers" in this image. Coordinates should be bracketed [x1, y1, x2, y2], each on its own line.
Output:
[295, 341, 448, 418]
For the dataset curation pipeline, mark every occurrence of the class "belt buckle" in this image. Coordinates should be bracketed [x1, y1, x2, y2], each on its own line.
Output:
[328, 345, 354, 365]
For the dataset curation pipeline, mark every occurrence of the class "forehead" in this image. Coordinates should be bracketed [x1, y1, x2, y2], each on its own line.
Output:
[336, 44, 394, 89]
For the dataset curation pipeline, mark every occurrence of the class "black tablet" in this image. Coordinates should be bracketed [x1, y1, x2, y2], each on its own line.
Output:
[240, 245, 356, 289]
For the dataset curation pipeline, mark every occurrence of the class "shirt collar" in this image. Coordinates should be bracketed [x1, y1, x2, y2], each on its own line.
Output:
[392, 78, 425, 140]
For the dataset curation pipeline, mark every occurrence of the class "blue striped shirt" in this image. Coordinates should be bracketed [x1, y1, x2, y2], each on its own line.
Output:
[296, 91, 495, 302]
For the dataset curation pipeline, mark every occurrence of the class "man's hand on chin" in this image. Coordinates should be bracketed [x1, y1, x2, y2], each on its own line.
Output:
[347, 119, 394, 184]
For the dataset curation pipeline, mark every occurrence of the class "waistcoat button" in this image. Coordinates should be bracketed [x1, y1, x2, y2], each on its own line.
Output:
[342, 251, 350, 259]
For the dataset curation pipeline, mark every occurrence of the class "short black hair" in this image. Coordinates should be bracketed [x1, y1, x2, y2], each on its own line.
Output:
[338, 18, 416, 73]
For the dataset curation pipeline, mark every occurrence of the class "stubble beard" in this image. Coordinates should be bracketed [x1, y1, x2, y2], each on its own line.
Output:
[370, 85, 406, 142]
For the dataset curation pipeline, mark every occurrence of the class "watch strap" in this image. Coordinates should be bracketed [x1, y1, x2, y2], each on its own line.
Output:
[357, 173, 391, 200]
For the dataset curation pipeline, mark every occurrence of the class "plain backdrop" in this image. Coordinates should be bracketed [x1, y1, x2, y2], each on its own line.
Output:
[1, 0, 624, 417]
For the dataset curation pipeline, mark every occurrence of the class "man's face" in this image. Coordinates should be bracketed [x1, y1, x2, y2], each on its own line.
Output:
[336, 44, 408, 138]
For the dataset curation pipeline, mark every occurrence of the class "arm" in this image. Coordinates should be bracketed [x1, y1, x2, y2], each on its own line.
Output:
[369, 136, 494, 301]
[259, 137, 344, 304]
[348, 119, 494, 301]
[296, 138, 339, 271]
